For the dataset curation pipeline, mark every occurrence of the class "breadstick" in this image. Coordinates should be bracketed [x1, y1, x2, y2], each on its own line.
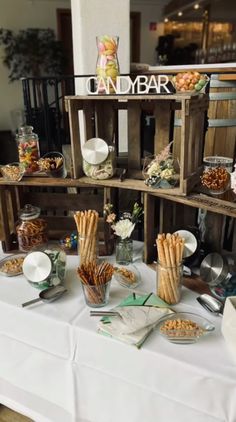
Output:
[157, 239, 172, 303]
[163, 240, 178, 304]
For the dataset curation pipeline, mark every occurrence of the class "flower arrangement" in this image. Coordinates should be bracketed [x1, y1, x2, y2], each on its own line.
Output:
[104, 202, 143, 240]
[231, 164, 236, 194]
[143, 142, 179, 189]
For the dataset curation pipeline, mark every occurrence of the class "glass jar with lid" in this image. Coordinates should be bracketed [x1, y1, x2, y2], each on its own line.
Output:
[82, 138, 116, 180]
[17, 126, 40, 174]
[16, 204, 48, 252]
[22, 243, 67, 289]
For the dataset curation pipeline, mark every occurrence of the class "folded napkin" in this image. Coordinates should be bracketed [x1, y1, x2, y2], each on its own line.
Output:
[98, 293, 172, 348]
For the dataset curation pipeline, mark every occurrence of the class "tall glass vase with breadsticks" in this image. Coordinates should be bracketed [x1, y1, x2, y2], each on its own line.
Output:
[73, 210, 99, 265]
[156, 233, 185, 305]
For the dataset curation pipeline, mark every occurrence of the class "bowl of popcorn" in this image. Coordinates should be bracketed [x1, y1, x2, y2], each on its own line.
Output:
[0, 162, 25, 181]
[200, 166, 231, 195]
[159, 312, 215, 344]
[171, 71, 209, 94]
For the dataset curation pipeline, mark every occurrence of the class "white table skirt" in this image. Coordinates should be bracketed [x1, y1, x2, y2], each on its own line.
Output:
[0, 244, 235, 422]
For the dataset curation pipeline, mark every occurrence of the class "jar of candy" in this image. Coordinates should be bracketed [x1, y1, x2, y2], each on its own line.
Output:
[82, 138, 116, 180]
[17, 126, 40, 174]
[16, 204, 48, 252]
[22, 243, 67, 289]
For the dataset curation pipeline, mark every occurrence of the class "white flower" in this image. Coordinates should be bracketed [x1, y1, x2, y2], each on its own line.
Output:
[112, 219, 135, 239]
[147, 162, 161, 177]
[160, 168, 175, 180]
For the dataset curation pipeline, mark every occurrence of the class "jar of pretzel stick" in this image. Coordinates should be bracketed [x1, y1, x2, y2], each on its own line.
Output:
[157, 261, 183, 305]
[74, 209, 100, 265]
[78, 234, 98, 266]
[16, 204, 48, 252]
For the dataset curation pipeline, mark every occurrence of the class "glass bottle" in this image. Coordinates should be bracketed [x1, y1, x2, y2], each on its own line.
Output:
[95, 35, 120, 94]
[17, 125, 40, 174]
[16, 204, 48, 252]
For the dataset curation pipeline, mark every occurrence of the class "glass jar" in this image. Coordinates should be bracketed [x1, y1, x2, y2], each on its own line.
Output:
[156, 261, 183, 305]
[82, 138, 116, 180]
[16, 204, 48, 252]
[83, 146, 116, 179]
[116, 238, 133, 266]
[17, 126, 40, 174]
[95, 35, 120, 94]
[22, 243, 66, 289]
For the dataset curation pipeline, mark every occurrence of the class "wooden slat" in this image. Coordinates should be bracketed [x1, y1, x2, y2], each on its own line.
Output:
[0, 187, 11, 249]
[143, 193, 156, 263]
[153, 100, 172, 154]
[95, 100, 116, 142]
[84, 100, 95, 140]
[67, 99, 83, 178]
[22, 192, 104, 212]
[127, 101, 141, 169]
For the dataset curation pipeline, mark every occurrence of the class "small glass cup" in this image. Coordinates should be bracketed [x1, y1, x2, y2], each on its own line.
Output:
[157, 261, 183, 305]
[81, 280, 111, 307]
[78, 233, 98, 265]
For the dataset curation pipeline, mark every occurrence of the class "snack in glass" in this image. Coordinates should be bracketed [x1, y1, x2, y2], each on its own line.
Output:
[0, 254, 25, 276]
[158, 312, 215, 343]
[172, 71, 209, 94]
[77, 261, 114, 307]
[156, 232, 185, 305]
[38, 152, 66, 178]
[17, 126, 40, 173]
[74, 210, 99, 265]
[200, 166, 230, 194]
[16, 204, 48, 252]
[0, 162, 25, 181]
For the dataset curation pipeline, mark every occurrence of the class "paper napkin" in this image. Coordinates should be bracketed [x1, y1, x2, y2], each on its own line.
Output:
[98, 292, 172, 348]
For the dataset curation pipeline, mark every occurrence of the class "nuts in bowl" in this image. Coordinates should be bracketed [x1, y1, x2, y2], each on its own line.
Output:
[172, 71, 209, 94]
[158, 312, 215, 344]
[0, 162, 25, 181]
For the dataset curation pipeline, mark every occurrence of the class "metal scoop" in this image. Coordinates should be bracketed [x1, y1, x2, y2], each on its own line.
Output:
[196, 293, 224, 316]
[22, 284, 67, 308]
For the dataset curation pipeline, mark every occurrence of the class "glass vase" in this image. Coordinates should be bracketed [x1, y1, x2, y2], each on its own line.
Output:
[116, 238, 133, 265]
[95, 35, 120, 94]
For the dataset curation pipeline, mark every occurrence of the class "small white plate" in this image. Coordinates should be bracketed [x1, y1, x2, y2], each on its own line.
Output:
[113, 264, 141, 289]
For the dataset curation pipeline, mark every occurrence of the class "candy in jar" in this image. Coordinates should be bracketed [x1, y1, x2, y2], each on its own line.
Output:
[17, 126, 40, 174]
[16, 204, 48, 252]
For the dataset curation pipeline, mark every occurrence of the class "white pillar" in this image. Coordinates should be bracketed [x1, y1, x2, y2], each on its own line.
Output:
[71, 0, 130, 151]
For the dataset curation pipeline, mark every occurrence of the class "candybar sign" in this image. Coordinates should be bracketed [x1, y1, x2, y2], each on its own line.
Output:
[86, 75, 171, 95]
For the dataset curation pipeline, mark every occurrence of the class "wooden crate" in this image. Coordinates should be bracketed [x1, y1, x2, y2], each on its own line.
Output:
[0, 182, 117, 255]
[65, 93, 209, 195]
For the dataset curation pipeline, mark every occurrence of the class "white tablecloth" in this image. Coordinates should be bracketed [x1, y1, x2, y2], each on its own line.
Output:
[0, 244, 235, 422]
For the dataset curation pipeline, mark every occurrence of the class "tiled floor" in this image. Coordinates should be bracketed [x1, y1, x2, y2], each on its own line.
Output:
[0, 406, 32, 422]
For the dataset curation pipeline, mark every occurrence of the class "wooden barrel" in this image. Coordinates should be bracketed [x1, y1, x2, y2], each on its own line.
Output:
[204, 74, 236, 159]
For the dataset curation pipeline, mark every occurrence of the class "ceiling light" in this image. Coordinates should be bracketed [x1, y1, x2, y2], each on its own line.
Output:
[194, 3, 200, 9]
[178, 11, 183, 16]
[164, 18, 169, 23]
